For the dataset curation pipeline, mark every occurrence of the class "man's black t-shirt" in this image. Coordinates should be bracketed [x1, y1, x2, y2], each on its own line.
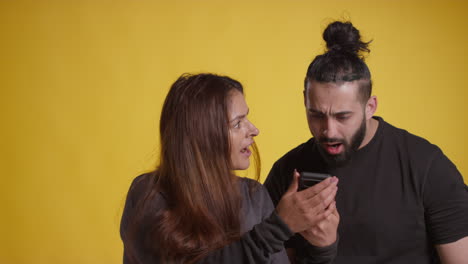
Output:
[264, 116, 468, 263]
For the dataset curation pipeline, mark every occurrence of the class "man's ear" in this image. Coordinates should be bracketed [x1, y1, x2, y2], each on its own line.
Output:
[365, 96, 378, 120]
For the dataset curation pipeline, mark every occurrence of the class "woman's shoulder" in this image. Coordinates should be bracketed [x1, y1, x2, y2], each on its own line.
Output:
[238, 177, 276, 231]
[239, 177, 272, 206]
[239, 176, 261, 187]
[239, 177, 263, 195]
[124, 172, 167, 209]
[127, 173, 153, 196]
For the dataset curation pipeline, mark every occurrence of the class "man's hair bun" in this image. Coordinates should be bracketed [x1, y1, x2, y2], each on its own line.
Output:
[323, 21, 370, 57]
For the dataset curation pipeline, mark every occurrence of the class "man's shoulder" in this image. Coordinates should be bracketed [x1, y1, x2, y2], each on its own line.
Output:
[381, 118, 442, 157]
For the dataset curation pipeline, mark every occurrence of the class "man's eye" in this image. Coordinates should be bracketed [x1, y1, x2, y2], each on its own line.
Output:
[234, 121, 241, 128]
[336, 115, 349, 121]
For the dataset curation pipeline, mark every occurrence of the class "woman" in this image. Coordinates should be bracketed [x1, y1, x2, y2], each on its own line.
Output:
[120, 73, 338, 264]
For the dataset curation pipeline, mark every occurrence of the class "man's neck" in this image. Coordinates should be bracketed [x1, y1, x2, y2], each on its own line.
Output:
[359, 117, 379, 149]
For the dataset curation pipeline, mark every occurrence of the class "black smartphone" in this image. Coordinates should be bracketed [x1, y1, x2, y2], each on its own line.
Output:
[299, 171, 331, 190]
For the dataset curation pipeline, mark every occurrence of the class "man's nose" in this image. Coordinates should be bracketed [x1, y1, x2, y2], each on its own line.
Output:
[322, 118, 337, 138]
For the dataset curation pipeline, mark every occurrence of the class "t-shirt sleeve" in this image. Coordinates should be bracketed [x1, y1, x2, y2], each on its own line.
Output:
[423, 148, 468, 244]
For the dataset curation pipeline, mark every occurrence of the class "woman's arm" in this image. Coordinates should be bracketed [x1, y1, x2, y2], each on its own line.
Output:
[198, 211, 294, 264]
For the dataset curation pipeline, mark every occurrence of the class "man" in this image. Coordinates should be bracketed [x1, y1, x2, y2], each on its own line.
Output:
[265, 21, 468, 263]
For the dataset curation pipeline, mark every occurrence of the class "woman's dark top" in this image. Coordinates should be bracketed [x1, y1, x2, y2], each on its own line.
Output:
[120, 174, 293, 263]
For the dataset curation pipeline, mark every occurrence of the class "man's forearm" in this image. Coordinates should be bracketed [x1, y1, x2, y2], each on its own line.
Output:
[436, 236, 468, 264]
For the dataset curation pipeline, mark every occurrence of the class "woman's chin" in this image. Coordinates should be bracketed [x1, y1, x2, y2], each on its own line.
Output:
[232, 161, 250, 171]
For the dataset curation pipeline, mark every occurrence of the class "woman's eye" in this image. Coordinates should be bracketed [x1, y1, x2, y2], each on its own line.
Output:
[234, 121, 241, 128]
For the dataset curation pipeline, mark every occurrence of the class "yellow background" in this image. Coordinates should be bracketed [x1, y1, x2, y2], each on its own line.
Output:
[1, 0, 467, 263]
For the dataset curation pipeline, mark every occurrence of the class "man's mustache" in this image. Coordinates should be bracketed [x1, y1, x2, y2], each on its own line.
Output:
[318, 137, 345, 144]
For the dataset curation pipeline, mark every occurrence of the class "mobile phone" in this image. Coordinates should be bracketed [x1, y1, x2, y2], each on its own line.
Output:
[299, 171, 331, 190]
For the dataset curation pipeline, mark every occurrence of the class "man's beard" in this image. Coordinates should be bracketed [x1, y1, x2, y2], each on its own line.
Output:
[316, 117, 367, 168]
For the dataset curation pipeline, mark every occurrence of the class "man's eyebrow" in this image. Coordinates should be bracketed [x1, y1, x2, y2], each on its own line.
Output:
[334, 111, 353, 115]
[229, 108, 249, 123]
[307, 108, 353, 116]
[307, 108, 323, 114]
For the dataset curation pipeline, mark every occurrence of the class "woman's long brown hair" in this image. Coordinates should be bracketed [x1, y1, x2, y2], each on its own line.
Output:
[123, 73, 260, 263]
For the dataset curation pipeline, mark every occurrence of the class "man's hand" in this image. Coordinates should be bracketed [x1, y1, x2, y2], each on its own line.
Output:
[276, 170, 338, 233]
[300, 204, 340, 247]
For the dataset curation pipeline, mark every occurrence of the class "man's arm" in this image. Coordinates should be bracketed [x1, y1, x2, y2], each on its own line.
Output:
[422, 149, 468, 262]
[436, 183, 468, 263]
[436, 236, 468, 264]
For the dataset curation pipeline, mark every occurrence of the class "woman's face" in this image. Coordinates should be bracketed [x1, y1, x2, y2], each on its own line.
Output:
[227, 90, 259, 170]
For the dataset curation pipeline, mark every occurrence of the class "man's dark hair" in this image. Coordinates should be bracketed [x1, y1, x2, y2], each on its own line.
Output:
[304, 21, 372, 102]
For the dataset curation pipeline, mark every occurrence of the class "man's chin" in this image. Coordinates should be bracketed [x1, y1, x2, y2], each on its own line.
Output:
[318, 147, 351, 168]
[327, 155, 351, 168]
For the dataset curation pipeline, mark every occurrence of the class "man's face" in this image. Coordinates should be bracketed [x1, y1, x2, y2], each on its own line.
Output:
[304, 80, 368, 167]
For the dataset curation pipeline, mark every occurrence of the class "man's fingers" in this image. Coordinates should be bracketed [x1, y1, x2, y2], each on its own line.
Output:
[332, 205, 339, 216]
[285, 169, 300, 195]
[327, 200, 337, 211]
[322, 201, 337, 219]
[332, 205, 340, 221]
[311, 200, 336, 221]
[306, 183, 338, 212]
[325, 201, 337, 220]
[321, 188, 337, 210]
